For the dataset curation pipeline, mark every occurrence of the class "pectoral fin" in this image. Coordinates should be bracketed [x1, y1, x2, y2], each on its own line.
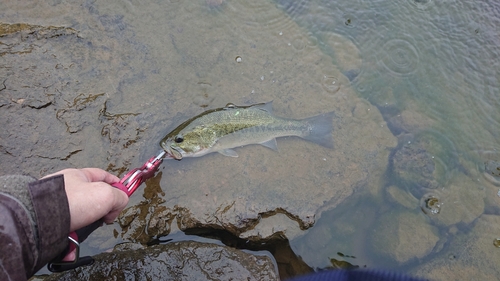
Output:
[259, 138, 278, 151]
[218, 149, 239, 157]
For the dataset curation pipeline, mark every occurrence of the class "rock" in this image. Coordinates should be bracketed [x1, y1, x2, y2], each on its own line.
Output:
[386, 185, 420, 209]
[383, 103, 436, 137]
[388, 129, 483, 227]
[392, 139, 438, 192]
[240, 213, 303, 241]
[291, 196, 377, 269]
[42, 241, 278, 281]
[117, 178, 169, 244]
[113, 242, 145, 252]
[427, 173, 484, 226]
[103, 0, 396, 245]
[86, 225, 122, 252]
[147, 205, 175, 237]
[389, 129, 459, 197]
[28, 276, 46, 281]
[370, 210, 439, 264]
[484, 160, 500, 177]
[387, 167, 484, 228]
[318, 31, 363, 80]
[0, 21, 148, 177]
[1, 0, 396, 272]
[412, 214, 500, 280]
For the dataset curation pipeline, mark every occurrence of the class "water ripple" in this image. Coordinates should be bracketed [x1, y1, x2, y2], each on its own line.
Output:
[420, 193, 441, 215]
[321, 75, 340, 94]
[225, 1, 300, 38]
[407, 0, 434, 11]
[476, 150, 500, 187]
[391, 129, 457, 201]
[342, 13, 359, 29]
[276, 0, 309, 18]
[378, 38, 420, 76]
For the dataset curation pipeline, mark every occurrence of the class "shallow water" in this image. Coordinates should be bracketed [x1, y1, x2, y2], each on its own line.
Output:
[283, 0, 500, 278]
[1, 0, 500, 280]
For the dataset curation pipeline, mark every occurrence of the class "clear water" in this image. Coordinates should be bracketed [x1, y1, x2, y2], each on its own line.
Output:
[283, 0, 500, 278]
[2, 0, 499, 280]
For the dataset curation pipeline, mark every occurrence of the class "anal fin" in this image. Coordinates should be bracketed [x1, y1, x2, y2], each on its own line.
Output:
[260, 138, 278, 151]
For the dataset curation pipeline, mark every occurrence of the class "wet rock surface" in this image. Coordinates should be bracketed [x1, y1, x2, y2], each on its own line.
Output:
[383, 117, 486, 226]
[3, 0, 499, 280]
[141, 0, 396, 243]
[484, 160, 500, 177]
[412, 214, 500, 280]
[391, 139, 438, 192]
[3, 0, 396, 278]
[0, 21, 148, 177]
[369, 210, 439, 264]
[317, 31, 363, 81]
[0, 0, 397, 241]
[41, 241, 278, 281]
[388, 127, 458, 196]
[0, 1, 395, 238]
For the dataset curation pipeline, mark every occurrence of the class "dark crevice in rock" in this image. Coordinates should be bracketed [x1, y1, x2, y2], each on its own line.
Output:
[183, 227, 314, 280]
[61, 149, 83, 161]
[25, 100, 53, 109]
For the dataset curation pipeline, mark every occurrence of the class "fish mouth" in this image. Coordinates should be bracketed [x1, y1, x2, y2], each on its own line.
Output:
[166, 145, 184, 160]
[160, 140, 184, 160]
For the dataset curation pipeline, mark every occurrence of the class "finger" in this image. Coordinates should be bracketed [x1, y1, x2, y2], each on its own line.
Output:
[68, 183, 126, 231]
[86, 183, 129, 222]
[102, 188, 129, 223]
[62, 249, 77, 262]
[80, 168, 120, 184]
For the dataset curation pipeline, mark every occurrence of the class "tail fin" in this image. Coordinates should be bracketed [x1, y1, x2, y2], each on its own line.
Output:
[301, 112, 335, 149]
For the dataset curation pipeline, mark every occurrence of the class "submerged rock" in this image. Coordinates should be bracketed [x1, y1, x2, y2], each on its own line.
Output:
[392, 139, 438, 192]
[412, 214, 500, 280]
[389, 129, 458, 195]
[318, 31, 363, 80]
[484, 160, 500, 177]
[386, 185, 419, 210]
[41, 241, 278, 281]
[369, 210, 439, 264]
[108, 0, 397, 245]
[426, 173, 484, 226]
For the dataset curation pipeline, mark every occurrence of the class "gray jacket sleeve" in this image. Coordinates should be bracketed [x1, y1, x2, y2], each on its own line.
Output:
[0, 174, 70, 281]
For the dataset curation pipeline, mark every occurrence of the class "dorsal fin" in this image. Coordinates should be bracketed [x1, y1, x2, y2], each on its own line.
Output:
[254, 101, 273, 113]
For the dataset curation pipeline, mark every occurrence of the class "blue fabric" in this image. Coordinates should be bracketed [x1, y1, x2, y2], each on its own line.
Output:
[288, 269, 428, 281]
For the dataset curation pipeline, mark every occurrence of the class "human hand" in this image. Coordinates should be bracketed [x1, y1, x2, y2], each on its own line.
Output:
[43, 168, 129, 262]
[42, 168, 129, 232]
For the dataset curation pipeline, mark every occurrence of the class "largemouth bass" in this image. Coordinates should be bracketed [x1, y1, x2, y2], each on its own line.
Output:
[160, 101, 334, 160]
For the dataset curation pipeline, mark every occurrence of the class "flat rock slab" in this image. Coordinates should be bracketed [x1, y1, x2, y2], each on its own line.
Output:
[41, 241, 278, 281]
[0, 22, 146, 177]
[0, 0, 397, 246]
[112, 0, 398, 242]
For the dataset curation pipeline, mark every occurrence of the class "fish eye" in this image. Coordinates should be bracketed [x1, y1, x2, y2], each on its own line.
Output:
[174, 135, 184, 143]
